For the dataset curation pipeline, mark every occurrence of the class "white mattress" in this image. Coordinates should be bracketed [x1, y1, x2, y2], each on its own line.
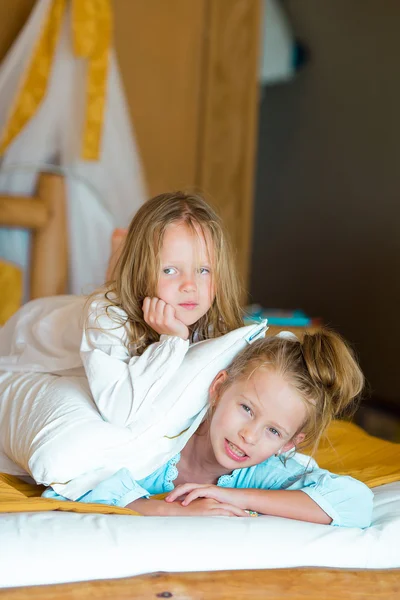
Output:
[0, 481, 399, 588]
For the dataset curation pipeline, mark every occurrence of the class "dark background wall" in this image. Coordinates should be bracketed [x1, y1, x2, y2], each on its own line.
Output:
[251, 0, 400, 405]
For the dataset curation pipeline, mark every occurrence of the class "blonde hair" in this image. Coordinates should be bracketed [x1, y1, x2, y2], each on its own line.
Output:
[97, 192, 243, 354]
[219, 329, 364, 456]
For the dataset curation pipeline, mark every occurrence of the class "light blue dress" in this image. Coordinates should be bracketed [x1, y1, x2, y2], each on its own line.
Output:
[43, 451, 374, 528]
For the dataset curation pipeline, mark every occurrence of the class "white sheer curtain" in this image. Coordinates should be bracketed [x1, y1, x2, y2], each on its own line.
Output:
[0, 0, 146, 296]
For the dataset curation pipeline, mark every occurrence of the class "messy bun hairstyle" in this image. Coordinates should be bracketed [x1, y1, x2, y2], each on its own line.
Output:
[221, 329, 364, 455]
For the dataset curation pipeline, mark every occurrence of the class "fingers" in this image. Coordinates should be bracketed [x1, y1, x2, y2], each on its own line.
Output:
[219, 504, 249, 517]
[164, 303, 175, 323]
[181, 488, 212, 505]
[212, 504, 249, 517]
[166, 487, 249, 518]
[182, 491, 248, 517]
[142, 297, 168, 326]
[142, 297, 151, 320]
[212, 509, 236, 517]
[165, 483, 203, 503]
[149, 297, 165, 326]
[164, 492, 251, 517]
[142, 298, 174, 323]
[154, 297, 166, 322]
[142, 297, 189, 339]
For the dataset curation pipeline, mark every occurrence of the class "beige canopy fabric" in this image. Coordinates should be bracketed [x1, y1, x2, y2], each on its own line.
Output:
[0, 0, 145, 296]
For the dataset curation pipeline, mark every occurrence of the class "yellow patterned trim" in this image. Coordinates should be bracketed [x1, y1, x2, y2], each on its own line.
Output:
[0, 0, 66, 155]
[71, 0, 112, 160]
[0, 0, 112, 161]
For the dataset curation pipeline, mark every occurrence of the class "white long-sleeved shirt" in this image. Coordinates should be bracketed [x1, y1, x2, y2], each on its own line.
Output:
[0, 295, 190, 427]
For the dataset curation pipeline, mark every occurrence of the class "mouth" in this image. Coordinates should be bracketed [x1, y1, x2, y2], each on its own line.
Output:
[178, 303, 199, 310]
[224, 439, 249, 462]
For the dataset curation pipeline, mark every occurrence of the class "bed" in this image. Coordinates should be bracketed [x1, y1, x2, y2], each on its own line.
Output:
[0, 174, 399, 599]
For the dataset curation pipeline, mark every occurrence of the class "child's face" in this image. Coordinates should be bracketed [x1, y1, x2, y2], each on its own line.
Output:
[209, 368, 307, 470]
[156, 221, 215, 327]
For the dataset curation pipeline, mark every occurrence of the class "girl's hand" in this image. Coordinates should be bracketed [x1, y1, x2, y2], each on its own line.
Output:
[165, 483, 245, 509]
[174, 497, 248, 517]
[142, 297, 189, 340]
[128, 497, 249, 517]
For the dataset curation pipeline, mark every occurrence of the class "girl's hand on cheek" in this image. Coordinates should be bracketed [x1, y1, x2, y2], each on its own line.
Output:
[142, 297, 189, 340]
[165, 483, 245, 510]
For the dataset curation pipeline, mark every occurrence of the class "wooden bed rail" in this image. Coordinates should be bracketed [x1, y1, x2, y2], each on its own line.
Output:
[0, 196, 48, 229]
[0, 173, 68, 299]
[0, 568, 399, 600]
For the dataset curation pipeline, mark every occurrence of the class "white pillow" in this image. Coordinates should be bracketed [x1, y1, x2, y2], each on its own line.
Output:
[4, 322, 267, 499]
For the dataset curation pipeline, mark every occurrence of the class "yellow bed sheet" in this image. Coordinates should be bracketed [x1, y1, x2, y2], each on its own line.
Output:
[0, 421, 399, 516]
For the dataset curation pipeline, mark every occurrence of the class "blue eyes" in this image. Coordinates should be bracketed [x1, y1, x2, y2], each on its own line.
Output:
[241, 404, 281, 437]
[162, 267, 210, 276]
[163, 267, 177, 275]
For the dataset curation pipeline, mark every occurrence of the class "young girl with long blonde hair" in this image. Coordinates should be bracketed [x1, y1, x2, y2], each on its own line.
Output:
[43, 329, 373, 529]
[0, 192, 243, 429]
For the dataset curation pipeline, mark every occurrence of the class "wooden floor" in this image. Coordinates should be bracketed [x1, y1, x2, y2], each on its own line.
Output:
[1, 568, 399, 600]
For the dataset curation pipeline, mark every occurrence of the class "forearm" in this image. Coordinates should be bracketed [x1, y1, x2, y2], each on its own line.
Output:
[233, 489, 332, 525]
[128, 496, 248, 518]
[127, 498, 180, 516]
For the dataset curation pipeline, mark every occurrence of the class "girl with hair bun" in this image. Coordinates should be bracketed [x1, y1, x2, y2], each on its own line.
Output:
[43, 328, 374, 529]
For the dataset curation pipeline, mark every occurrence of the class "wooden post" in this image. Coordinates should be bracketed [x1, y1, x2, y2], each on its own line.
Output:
[198, 0, 262, 299]
[30, 173, 68, 298]
[0, 196, 48, 229]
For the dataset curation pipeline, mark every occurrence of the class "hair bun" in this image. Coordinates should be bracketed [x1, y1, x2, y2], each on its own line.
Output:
[301, 330, 364, 418]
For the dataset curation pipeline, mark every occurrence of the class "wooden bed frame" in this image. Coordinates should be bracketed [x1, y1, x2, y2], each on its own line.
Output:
[0, 172, 68, 299]
[1, 568, 399, 600]
[0, 174, 399, 599]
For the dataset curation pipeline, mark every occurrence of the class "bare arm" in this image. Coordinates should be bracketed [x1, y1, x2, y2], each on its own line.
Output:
[233, 488, 332, 524]
[127, 497, 249, 518]
[165, 485, 332, 525]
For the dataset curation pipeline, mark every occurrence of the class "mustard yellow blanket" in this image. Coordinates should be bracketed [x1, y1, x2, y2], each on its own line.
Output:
[1, 421, 399, 516]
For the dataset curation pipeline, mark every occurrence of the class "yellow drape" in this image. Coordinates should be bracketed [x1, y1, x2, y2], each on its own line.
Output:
[71, 0, 112, 159]
[0, 0, 112, 161]
[0, 0, 66, 155]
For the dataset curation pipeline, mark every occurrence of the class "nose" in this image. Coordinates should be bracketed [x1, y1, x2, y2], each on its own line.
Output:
[239, 424, 259, 446]
[179, 275, 197, 293]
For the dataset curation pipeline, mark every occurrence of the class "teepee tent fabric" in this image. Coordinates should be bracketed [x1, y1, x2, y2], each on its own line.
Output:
[0, 0, 145, 296]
